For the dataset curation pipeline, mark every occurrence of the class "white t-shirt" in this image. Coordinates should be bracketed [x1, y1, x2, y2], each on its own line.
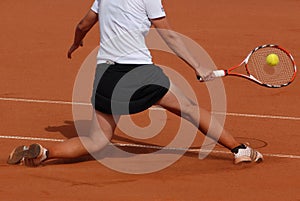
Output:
[91, 0, 166, 64]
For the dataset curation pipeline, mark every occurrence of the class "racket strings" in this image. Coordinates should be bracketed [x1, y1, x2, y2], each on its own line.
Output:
[246, 47, 296, 86]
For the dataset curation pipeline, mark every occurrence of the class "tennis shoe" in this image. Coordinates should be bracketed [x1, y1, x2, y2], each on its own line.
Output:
[23, 144, 48, 167]
[234, 145, 263, 164]
[7, 145, 28, 165]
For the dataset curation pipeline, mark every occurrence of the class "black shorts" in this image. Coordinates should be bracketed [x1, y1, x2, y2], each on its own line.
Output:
[91, 63, 170, 115]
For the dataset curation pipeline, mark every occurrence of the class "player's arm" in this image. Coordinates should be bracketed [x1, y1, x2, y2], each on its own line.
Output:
[67, 10, 98, 59]
[151, 17, 214, 81]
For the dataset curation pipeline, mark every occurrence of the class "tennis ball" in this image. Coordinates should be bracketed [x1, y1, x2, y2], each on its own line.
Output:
[266, 54, 279, 66]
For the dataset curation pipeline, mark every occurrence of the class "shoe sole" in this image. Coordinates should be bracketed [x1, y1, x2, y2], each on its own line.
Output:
[7, 145, 27, 165]
[26, 144, 42, 159]
[24, 144, 44, 167]
[235, 156, 252, 164]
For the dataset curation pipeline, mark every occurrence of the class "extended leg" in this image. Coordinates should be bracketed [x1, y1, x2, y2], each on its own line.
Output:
[47, 111, 119, 159]
[7, 111, 119, 166]
[156, 82, 263, 163]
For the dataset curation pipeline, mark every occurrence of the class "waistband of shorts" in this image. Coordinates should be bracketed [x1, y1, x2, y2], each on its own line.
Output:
[97, 60, 153, 65]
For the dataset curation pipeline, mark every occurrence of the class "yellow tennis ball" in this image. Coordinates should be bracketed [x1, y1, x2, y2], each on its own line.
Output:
[266, 53, 279, 66]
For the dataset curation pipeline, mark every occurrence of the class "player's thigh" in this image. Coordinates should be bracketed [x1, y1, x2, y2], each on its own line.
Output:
[89, 110, 120, 141]
[156, 82, 198, 116]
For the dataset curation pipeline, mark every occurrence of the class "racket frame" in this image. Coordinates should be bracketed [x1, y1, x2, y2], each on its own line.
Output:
[217, 44, 297, 88]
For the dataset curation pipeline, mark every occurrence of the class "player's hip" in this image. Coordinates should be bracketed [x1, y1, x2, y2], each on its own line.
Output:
[91, 62, 170, 114]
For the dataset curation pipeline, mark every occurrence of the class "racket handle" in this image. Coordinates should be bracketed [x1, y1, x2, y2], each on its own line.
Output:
[213, 70, 227, 77]
[197, 70, 227, 81]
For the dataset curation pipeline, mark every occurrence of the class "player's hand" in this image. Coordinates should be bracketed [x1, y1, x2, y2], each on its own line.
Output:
[67, 41, 83, 59]
[197, 71, 216, 82]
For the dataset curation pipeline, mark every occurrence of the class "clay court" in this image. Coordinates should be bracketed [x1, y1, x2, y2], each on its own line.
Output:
[0, 0, 299, 200]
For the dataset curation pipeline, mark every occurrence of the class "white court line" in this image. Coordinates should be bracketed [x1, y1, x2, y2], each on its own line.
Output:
[1, 135, 299, 159]
[0, 135, 64, 142]
[0, 97, 300, 121]
[0, 97, 90, 106]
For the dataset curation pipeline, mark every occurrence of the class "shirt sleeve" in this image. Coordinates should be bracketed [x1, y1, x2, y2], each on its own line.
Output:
[91, 0, 100, 13]
[144, 0, 166, 19]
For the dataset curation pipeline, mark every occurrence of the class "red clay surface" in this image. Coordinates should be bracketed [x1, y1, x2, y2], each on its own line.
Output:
[1, 0, 300, 200]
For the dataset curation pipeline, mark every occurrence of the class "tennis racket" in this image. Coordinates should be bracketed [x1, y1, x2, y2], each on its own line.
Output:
[198, 44, 297, 88]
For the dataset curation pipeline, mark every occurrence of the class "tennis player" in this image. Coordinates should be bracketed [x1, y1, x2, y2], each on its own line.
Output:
[7, 0, 263, 166]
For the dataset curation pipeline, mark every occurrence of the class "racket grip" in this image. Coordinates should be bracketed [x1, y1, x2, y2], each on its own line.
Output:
[213, 70, 227, 77]
[197, 70, 227, 81]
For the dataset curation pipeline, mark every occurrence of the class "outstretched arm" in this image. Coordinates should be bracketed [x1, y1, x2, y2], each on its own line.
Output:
[67, 10, 98, 59]
[151, 17, 214, 81]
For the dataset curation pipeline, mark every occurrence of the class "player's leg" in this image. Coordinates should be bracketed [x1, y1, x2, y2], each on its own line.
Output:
[47, 111, 119, 159]
[8, 111, 119, 166]
[156, 82, 263, 163]
[156, 82, 240, 150]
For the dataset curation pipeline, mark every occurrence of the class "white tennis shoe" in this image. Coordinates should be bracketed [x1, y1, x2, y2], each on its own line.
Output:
[234, 145, 263, 164]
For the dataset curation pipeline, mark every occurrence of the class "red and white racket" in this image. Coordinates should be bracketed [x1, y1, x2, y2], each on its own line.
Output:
[199, 44, 297, 88]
